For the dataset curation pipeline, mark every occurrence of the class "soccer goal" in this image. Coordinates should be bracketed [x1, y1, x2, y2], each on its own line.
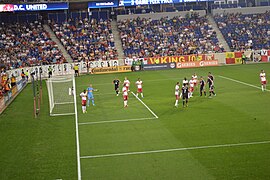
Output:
[46, 75, 77, 116]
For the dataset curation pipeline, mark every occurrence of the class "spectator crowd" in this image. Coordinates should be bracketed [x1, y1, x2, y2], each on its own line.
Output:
[0, 21, 66, 70]
[215, 11, 270, 51]
[50, 18, 118, 62]
[118, 13, 225, 58]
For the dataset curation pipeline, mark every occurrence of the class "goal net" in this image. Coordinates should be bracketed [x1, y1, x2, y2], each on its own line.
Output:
[46, 75, 76, 116]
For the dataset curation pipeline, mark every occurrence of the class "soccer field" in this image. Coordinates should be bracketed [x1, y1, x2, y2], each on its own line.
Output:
[1, 63, 270, 180]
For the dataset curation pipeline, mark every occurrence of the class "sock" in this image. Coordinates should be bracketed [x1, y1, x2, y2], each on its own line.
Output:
[136, 93, 138, 96]
[204, 91, 206, 96]
[182, 100, 185, 106]
[87, 99, 90, 106]
[92, 99, 95, 105]
[200, 91, 202, 96]
[82, 106, 84, 113]
[175, 100, 178, 106]
[141, 93, 144, 98]
[262, 85, 264, 91]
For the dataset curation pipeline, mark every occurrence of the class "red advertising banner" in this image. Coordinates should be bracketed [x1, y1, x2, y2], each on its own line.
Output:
[225, 52, 243, 64]
[146, 54, 215, 65]
[261, 50, 270, 62]
[176, 60, 218, 69]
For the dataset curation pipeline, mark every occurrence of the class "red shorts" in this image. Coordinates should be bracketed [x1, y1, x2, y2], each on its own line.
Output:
[123, 95, 128, 101]
[82, 100, 86, 106]
[137, 88, 142, 93]
[194, 82, 197, 86]
[190, 87, 194, 92]
[261, 81, 267, 85]
[175, 95, 179, 100]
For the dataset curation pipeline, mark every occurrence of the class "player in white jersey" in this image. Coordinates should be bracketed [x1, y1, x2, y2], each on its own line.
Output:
[135, 78, 144, 98]
[122, 84, 129, 107]
[182, 77, 188, 86]
[175, 82, 180, 107]
[123, 77, 130, 91]
[189, 78, 195, 98]
[260, 70, 267, 91]
[192, 73, 198, 87]
[80, 90, 87, 113]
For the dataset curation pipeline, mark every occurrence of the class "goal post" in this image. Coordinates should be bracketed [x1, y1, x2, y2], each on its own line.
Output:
[46, 75, 76, 116]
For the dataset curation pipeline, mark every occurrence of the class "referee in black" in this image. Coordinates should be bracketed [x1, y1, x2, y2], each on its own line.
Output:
[181, 84, 189, 107]
[199, 76, 207, 97]
[112, 78, 121, 96]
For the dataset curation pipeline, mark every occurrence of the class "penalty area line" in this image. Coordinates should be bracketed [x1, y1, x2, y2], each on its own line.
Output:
[78, 117, 157, 125]
[80, 140, 270, 159]
[218, 75, 270, 92]
[131, 92, 158, 119]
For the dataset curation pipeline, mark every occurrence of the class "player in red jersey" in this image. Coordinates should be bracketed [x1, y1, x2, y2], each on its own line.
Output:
[123, 77, 130, 91]
[189, 78, 195, 98]
[80, 90, 87, 113]
[260, 70, 267, 91]
[175, 82, 180, 107]
[192, 73, 198, 88]
[122, 84, 129, 107]
[135, 78, 144, 98]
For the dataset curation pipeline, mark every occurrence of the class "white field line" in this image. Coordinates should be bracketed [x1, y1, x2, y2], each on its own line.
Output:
[131, 92, 159, 119]
[73, 76, 82, 180]
[78, 117, 156, 125]
[219, 75, 270, 92]
[50, 112, 75, 116]
[80, 140, 270, 159]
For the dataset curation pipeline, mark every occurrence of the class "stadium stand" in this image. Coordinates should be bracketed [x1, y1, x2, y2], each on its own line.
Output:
[118, 12, 225, 58]
[214, 11, 270, 51]
[0, 21, 66, 70]
[50, 18, 118, 62]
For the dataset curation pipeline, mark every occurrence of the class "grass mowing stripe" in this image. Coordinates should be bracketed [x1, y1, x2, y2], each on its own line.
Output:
[131, 92, 159, 119]
[78, 117, 157, 125]
[218, 75, 270, 92]
[80, 140, 270, 159]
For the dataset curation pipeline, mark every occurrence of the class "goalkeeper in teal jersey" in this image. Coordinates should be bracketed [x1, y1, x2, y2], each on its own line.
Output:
[87, 84, 97, 107]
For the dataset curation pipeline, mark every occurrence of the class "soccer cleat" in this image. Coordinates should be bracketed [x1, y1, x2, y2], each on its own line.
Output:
[93, 104, 96, 106]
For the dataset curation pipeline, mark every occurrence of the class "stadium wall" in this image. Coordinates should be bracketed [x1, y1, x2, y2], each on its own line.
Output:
[117, 10, 206, 21]
[212, 6, 270, 15]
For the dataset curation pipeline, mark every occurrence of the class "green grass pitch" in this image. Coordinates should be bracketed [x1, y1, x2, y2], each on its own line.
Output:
[1, 63, 270, 180]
